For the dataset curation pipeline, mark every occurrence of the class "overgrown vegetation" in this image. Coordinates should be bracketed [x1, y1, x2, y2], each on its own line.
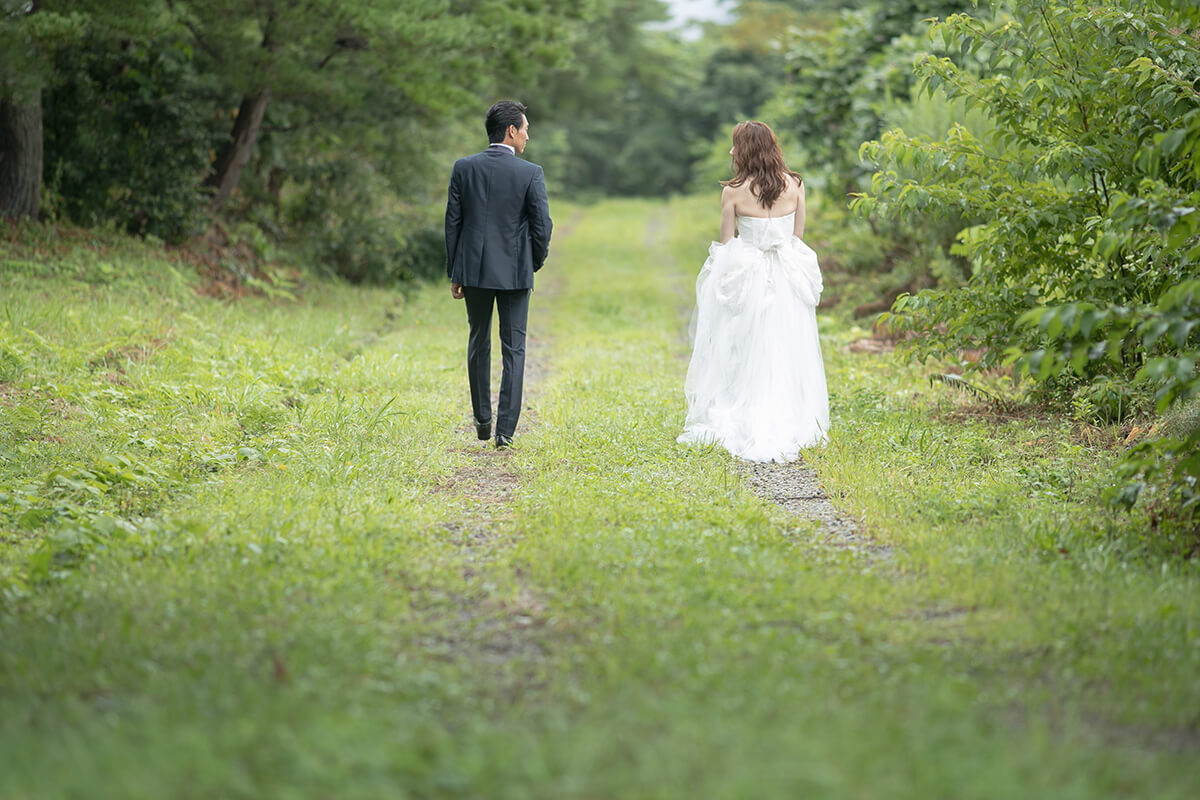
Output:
[856, 0, 1200, 534]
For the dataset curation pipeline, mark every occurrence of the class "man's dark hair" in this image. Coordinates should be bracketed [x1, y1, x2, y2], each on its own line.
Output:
[485, 101, 527, 144]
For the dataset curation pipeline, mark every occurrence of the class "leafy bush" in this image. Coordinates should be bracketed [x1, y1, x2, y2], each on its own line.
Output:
[43, 36, 218, 243]
[856, 0, 1200, 531]
[764, 1, 977, 196]
[286, 156, 443, 285]
[1023, 282, 1200, 524]
[301, 214, 444, 286]
[395, 227, 447, 283]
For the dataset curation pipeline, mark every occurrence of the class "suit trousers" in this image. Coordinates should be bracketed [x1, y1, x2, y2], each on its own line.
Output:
[463, 287, 530, 438]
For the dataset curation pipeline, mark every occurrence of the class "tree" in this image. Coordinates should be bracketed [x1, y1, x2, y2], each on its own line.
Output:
[166, 0, 589, 213]
[0, 1, 47, 220]
[0, 88, 42, 222]
[0, 1, 163, 221]
[523, 0, 798, 196]
[761, 0, 975, 194]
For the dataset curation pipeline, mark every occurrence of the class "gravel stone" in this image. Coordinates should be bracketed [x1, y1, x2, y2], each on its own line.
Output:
[740, 460, 894, 561]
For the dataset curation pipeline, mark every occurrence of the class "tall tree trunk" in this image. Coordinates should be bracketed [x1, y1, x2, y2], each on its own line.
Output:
[0, 94, 43, 222]
[205, 88, 271, 213]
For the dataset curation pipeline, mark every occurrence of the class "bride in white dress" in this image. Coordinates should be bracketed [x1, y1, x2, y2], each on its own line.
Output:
[678, 121, 829, 463]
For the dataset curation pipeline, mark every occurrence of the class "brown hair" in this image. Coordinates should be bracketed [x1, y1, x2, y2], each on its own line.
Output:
[720, 121, 802, 209]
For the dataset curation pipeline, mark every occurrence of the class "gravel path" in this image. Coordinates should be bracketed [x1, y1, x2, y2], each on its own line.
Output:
[741, 456, 893, 560]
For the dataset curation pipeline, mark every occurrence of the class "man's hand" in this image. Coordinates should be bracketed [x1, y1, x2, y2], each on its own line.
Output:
[450, 282, 465, 299]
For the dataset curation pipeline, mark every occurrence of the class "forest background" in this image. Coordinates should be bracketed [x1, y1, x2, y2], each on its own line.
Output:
[1, 0, 1198, 535]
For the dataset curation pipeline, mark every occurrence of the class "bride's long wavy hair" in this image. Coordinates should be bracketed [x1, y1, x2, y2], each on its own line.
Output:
[721, 121, 802, 209]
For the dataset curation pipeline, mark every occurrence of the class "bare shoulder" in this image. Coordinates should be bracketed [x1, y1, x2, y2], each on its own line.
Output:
[788, 174, 805, 207]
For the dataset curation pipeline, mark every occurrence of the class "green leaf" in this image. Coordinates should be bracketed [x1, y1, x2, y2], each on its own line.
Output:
[1108, 481, 1144, 510]
[1094, 232, 1122, 260]
[1169, 320, 1196, 348]
[1017, 308, 1045, 328]
[1069, 346, 1090, 375]
[1142, 320, 1170, 350]
[1045, 310, 1065, 338]
[1160, 128, 1187, 156]
[1037, 350, 1059, 381]
[1078, 308, 1100, 339]
[1167, 215, 1196, 250]
[1026, 349, 1044, 379]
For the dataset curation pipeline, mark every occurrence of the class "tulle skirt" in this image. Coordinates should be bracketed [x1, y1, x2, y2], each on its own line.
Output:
[677, 235, 830, 463]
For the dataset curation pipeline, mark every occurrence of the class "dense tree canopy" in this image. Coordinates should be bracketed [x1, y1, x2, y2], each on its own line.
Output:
[3, 0, 595, 229]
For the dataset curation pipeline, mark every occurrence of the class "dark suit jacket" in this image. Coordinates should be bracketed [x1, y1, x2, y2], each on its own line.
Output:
[444, 146, 553, 290]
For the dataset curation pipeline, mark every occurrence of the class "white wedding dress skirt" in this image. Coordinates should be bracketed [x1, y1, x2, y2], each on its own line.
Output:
[677, 213, 830, 463]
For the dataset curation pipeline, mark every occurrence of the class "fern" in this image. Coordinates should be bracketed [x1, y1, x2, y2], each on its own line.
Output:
[929, 372, 993, 401]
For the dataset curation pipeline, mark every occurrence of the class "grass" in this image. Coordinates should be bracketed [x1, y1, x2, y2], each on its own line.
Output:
[1, 197, 1198, 798]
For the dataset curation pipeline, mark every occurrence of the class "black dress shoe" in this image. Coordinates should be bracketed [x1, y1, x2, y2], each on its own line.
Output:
[494, 434, 512, 449]
[474, 418, 491, 441]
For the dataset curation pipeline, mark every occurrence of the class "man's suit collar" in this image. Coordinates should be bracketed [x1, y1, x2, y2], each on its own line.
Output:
[488, 143, 515, 155]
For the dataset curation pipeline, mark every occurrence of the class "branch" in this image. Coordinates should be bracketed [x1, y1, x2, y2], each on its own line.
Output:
[166, 1, 222, 61]
[316, 34, 368, 71]
[261, 7, 276, 52]
[1036, 2, 1069, 72]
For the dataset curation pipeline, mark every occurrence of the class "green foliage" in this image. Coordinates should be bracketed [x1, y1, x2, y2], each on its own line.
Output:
[43, 36, 218, 242]
[0, 336, 23, 383]
[876, 86, 1005, 283]
[170, 0, 587, 193]
[304, 213, 444, 286]
[0, 2, 85, 101]
[857, 0, 1200, 528]
[9, 0, 989, 256]
[1018, 281, 1200, 521]
[532, 31, 701, 194]
[0, 2, 168, 101]
[526, 1, 791, 197]
[725, 1, 985, 286]
[764, 0, 976, 195]
[282, 155, 442, 285]
[8, 0, 601, 263]
[5, 453, 164, 584]
[395, 226, 448, 284]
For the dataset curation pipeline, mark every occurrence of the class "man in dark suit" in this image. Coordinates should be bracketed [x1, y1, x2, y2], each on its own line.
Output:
[445, 100, 553, 449]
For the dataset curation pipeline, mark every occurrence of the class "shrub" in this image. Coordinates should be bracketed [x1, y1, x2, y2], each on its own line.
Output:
[856, 1, 1200, 530]
[285, 156, 444, 286]
[43, 36, 218, 243]
[395, 227, 446, 283]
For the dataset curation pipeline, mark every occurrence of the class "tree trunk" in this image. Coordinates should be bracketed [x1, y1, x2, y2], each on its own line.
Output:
[0, 0, 42, 221]
[0, 94, 43, 222]
[205, 88, 271, 213]
[267, 165, 286, 220]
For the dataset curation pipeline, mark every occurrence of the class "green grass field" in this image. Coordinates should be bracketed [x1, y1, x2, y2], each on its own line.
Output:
[1, 197, 1197, 798]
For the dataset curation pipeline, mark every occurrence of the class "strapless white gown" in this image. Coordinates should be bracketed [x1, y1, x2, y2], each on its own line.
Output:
[677, 212, 829, 463]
